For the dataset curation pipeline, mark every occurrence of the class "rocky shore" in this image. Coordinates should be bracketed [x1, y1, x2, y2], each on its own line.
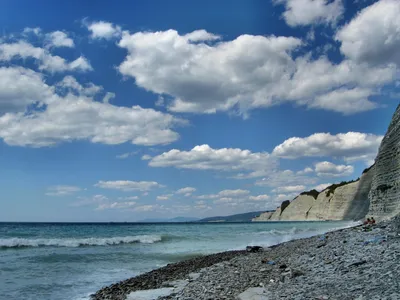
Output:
[92, 217, 400, 300]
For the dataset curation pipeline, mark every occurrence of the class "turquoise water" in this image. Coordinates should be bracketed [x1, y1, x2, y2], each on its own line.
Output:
[0, 221, 358, 300]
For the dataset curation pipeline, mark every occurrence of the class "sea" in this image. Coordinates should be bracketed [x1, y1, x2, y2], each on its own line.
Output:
[0, 221, 359, 300]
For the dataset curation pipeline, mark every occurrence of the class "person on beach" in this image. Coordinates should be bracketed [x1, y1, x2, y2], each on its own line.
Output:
[364, 218, 371, 225]
[370, 217, 376, 225]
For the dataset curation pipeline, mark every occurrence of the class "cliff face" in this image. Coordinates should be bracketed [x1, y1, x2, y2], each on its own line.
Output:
[307, 181, 359, 220]
[252, 104, 400, 222]
[368, 105, 400, 220]
[253, 173, 371, 222]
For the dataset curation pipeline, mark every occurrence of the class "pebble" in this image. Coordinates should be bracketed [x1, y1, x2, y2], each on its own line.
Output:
[91, 216, 400, 300]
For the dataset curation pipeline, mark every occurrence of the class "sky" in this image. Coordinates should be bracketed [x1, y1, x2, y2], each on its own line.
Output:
[0, 0, 399, 222]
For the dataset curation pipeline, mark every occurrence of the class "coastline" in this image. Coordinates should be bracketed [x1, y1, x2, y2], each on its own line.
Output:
[91, 217, 400, 299]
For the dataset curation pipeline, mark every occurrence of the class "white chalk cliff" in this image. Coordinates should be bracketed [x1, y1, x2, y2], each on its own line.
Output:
[253, 104, 400, 222]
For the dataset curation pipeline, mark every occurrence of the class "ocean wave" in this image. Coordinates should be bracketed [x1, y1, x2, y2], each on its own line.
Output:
[0, 235, 162, 249]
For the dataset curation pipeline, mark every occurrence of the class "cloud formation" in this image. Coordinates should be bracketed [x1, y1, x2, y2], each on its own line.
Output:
[273, 132, 383, 163]
[148, 144, 277, 178]
[95, 180, 164, 192]
[276, 0, 344, 27]
[86, 20, 122, 40]
[46, 185, 81, 196]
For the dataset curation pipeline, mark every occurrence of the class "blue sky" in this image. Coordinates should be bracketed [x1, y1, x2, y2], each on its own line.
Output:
[0, 0, 399, 221]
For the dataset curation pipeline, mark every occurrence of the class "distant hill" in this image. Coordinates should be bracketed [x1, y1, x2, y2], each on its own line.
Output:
[137, 216, 200, 223]
[198, 211, 265, 222]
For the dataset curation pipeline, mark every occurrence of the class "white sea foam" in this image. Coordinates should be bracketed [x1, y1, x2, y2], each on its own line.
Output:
[0, 235, 162, 248]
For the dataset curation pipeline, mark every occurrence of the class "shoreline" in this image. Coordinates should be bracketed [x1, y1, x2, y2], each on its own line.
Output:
[92, 218, 400, 299]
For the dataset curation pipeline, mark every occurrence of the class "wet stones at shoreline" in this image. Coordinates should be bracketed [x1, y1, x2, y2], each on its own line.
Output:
[93, 220, 400, 300]
[91, 250, 247, 300]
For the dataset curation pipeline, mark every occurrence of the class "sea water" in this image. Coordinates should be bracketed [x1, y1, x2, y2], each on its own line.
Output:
[0, 221, 358, 300]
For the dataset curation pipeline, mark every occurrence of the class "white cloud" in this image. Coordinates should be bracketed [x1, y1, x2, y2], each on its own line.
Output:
[86, 21, 122, 40]
[45, 31, 74, 48]
[256, 170, 318, 188]
[23, 27, 42, 36]
[312, 183, 331, 192]
[336, 0, 400, 66]
[297, 167, 314, 175]
[0, 41, 92, 73]
[0, 67, 54, 114]
[156, 194, 173, 201]
[218, 189, 250, 197]
[96, 201, 137, 210]
[71, 194, 108, 207]
[95, 180, 164, 192]
[148, 144, 277, 179]
[311, 87, 378, 115]
[117, 29, 395, 116]
[214, 197, 235, 204]
[272, 185, 306, 193]
[0, 76, 185, 147]
[196, 189, 250, 200]
[314, 161, 354, 177]
[141, 154, 152, 160]
[56, 76, 103, 96]
[276, 0, 344, 27]
[249, 194, 270, 201]
[134, 205, 161, 212]
[184, 30, 221, 42]
[274, 193, 298, 202]
[116, 151, 139, 159]
[102, 92, 115, 104]
[46, 185, 81, 196]
[272, 132, 383, 163]
[175, 187, 196, 194]
[118, 196, 139, 200]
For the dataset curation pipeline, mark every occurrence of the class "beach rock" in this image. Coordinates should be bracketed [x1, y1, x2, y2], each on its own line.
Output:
[236, 287, 272, 300]
[246, 246, 263, 252]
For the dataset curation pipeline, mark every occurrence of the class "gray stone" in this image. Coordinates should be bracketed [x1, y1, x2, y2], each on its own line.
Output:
[236, 287, 272, 300]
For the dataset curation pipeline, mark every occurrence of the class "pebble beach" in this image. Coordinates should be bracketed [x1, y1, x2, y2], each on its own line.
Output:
[92, 217, 400, 300]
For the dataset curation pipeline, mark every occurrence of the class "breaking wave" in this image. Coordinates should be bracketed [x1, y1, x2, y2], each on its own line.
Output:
[0, 235, 163, 249]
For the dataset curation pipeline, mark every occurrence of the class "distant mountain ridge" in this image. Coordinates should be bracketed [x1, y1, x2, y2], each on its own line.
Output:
[138, 217, 200, 223]
[198, 211, 266, 222]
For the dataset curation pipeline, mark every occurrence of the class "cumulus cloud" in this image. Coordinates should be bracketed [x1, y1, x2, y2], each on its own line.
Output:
[272, 185, 306, 193]
[86, 20, 122, 40]
[0, 69, 185, 147]
[197, 189, 250, 200]
[156, 194, 173, 201]
[148, 144, 277, 179]
[314, 161, 354, 177]
[256, 170, 318, 188]
[272, 132, 383, 163]
[249, 194, 270, 201]
[336, 0, 400, 66]
[313, 183, 332, 191]
[96, 201, 137, 210]
[45, 31, 74, 48]
[46, 185, 81, 196]
[141, 154, 152, 160]
[116, 151, 139, 159]
[95, 180, 164, 192]
[276, 0, 344, 27]
[117, 29, 395, 116]
[311, 87, 378, 114]
[0, 41, 92, 73]
[175, 187, 196, 194]
[56, 75, 103, 96]
[0, 67, 54, 114]
[134, 205, 161, 212]
[23, 27, 42, 36]
[273, 193, 298, 203]
[71, 194, 108, 207]
[184, 30, 221, 42]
